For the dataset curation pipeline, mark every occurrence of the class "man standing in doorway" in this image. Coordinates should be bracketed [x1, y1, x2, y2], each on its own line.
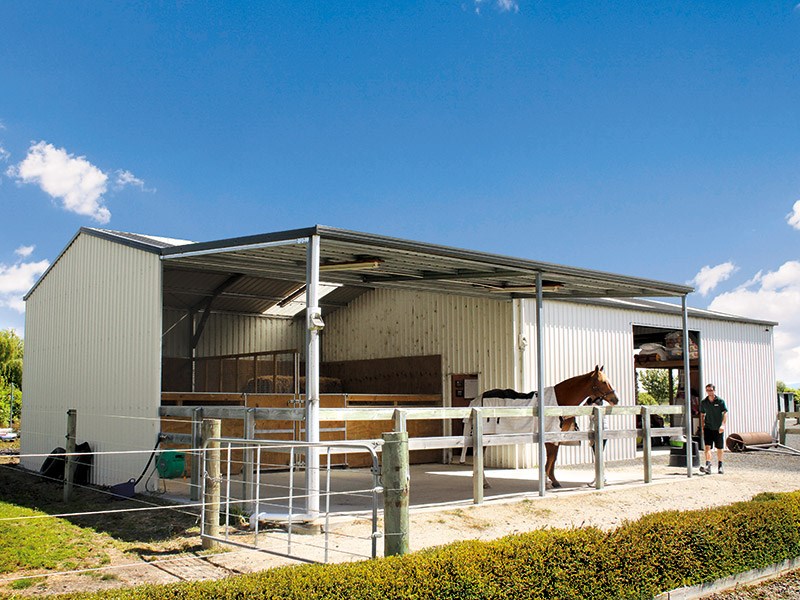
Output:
[699, 384, 728, 474]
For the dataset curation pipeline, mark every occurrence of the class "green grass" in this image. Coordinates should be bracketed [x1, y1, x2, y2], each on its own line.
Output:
[0, 459, 201, 594]
[0, 502, 100, 574]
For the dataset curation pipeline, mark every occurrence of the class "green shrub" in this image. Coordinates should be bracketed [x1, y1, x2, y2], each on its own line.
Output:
[34, 491, 800, 600]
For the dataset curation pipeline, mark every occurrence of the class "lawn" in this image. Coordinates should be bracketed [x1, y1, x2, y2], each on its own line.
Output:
[0, 449, 202, 594]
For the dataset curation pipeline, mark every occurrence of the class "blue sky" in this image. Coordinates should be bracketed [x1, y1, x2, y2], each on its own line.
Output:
[1, 1, 799, 383]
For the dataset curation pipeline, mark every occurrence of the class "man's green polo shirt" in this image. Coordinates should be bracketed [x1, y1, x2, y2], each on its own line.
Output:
[700, 396, 728, 431]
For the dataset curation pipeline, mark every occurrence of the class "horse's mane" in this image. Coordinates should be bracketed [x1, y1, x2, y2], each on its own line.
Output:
[481, 388, 537, 400]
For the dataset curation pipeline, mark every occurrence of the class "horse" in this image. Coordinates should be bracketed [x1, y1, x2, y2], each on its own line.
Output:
[478, 365, 619, 489]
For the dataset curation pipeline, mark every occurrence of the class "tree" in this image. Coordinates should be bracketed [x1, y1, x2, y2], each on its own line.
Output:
[637, 391, 658, 405]
[0, 329, 23, 390]
[0, 329, 23, 427]
[637, 369, 677, 405]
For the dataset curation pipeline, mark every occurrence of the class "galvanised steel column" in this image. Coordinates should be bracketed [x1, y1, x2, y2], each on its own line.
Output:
[305, 235, 321, 517]
[535, 272, 546, 496]
[682, 296, 693, 478]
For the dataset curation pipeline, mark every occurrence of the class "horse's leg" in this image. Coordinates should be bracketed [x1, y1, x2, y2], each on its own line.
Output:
[545, 443, 561, 488]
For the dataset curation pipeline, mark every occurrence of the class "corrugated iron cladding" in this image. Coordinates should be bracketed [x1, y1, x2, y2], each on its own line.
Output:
[322, 288, 515, 398]
[21, 233, 162, 487]
[162, 308, 303, 358]
[507, 300, 775, 469]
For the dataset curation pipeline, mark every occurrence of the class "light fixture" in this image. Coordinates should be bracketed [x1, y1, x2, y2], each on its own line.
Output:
[319, 259, 383, 272]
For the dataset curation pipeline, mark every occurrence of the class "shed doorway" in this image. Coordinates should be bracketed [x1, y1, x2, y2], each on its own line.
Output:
[633, 325, 701, 437]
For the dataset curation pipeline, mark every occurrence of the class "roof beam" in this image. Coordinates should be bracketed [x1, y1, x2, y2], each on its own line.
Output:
[362, 269, 533, 284]
[191, 274, 244, 348]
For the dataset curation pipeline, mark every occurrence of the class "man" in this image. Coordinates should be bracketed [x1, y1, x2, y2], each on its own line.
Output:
[699, 384, 728, 474]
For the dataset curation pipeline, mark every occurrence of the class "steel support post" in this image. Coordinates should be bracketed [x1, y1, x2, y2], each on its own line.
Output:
[305, 234, 321, 518]
[682, 296, 693, 477]
[535, 272, 546, 496]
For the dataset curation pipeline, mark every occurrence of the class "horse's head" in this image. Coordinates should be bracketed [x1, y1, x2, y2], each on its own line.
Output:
[590, 365, 619, 405]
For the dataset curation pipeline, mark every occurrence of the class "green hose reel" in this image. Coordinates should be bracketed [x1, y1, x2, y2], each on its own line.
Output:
[156, 450, 186, 479]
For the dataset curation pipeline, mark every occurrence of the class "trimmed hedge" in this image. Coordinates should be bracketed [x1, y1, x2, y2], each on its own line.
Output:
[41, 491, 800, 600]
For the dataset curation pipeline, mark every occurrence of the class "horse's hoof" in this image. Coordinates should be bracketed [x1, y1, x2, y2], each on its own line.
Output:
[551, 481, 562, 489]
[483, 481, 491, 489]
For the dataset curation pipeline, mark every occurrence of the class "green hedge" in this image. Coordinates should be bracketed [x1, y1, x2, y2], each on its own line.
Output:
[40, 491, 800, 600]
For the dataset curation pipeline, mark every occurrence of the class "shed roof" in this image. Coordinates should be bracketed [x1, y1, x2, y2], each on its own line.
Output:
[28, 225, 697, 316]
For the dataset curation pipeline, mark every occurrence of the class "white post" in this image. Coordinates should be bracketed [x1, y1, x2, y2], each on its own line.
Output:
[535, 272, 546, 496]
[305, 234, 321, 518]
[682, 296, 693, 477]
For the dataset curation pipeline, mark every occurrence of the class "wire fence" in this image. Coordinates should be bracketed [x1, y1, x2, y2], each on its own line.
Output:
[0, 429, 386, 587]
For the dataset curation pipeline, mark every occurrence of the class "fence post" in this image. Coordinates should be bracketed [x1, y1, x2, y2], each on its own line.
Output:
[191, 407, 204, 501]
[393, 408, 408, 433]
[472, 407, 484, 504]
[593, 405, 605, 489]
[202, 418, 221, 550]
[779, 412, 786, 445]
[63, 409, 77, 502]
[382, 431, 409, 556]
[642, 406, 652, 484]
[243, 408, 256, 511]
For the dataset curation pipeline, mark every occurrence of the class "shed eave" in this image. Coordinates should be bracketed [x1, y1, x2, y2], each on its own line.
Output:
[159, 225, 694, 300]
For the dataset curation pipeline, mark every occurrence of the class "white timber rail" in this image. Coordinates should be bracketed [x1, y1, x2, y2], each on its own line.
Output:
[160, 404, 686, 504]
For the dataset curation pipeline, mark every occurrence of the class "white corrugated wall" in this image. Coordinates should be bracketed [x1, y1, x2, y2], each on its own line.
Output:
[515, 299, 776, 469]
[21, 233, 162, 488]
[699, 320, 775, 435]
[322, 288, 515, 404]
[162, 309, 303, 358]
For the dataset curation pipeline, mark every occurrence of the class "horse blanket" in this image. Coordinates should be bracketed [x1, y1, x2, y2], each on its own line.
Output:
[460, 387, 560, 462]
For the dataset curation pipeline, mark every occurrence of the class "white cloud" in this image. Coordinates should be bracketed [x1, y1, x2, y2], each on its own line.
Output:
[689, 261, 738, 296]
[0, 145, 9, 163]
[473, 0, 519, 14]
[0, 258, 50, 314]
[709, 261, 800, 384]
[114, 169, 153, 192]
[7, 141, 111, 223]
[496, 0, 519, 11]
[14, 245, 35, 258]
[787, 200, 800, 230]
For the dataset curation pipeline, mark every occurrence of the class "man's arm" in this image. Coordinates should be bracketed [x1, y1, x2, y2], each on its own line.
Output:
[720, 409, 727, 432]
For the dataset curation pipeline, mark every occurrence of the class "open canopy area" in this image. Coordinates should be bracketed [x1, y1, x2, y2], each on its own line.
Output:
[66, 225, 694, 321]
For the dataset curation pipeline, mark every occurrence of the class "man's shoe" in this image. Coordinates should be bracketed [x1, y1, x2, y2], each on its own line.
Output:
[699, 465, 708, 474]
[718, 464, 724, 474]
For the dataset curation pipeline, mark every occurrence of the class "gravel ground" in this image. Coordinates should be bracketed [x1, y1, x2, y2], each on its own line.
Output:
[10, 445, 800, 596]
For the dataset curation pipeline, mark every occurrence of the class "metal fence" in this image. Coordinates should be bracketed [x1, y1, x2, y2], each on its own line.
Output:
[199, 437, 383, 564]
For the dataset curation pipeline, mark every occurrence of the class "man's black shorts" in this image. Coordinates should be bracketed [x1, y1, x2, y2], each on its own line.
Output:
[703, 427, 724, 449]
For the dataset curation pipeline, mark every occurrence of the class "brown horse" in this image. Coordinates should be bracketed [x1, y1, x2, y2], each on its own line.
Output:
[546, 365, 619, 488]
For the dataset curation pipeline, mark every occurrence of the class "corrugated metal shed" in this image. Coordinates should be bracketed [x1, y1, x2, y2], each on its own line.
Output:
[22, 233, 162, 485]
[22, 225, 776, 485]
